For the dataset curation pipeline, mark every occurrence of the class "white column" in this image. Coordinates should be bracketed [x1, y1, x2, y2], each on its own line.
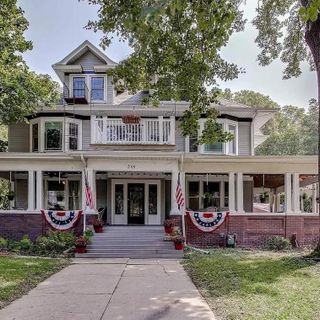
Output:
[292, 173, 300, 213]
[159, 116, 163, 144]
[170, 171, 180, 215]
[36, 171, 43, 211]
[87, 169, 96, 209]
[81, 171, 86, 210]
[284, 173, 292, 213]
[236, 172, 244, 213]
[312, 183, 317, 213]
[27, 170, 35, 211]
[228, 172, 236, 213]
[276, 193, 281, 213]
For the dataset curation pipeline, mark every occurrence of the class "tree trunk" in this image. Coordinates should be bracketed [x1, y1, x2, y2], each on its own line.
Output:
[304, 15, 320, 253]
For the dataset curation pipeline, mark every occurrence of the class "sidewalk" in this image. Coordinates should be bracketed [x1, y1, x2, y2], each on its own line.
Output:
[0, 258, 216, 320]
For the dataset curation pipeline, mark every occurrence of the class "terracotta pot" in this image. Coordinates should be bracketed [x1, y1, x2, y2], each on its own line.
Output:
[164, 226, 173, 234]
[75, 246, 86, 254]
[174, 243, 184, 250]
[94, 225, 103, 233]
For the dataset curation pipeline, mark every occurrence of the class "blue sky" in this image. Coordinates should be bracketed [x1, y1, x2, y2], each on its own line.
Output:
[19, 0, 316, 108]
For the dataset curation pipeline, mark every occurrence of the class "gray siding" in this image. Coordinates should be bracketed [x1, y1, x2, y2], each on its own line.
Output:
[71, 51, 104, 67]
[238, 122, 251, 156]
[175, 121, 185, 152]
[8, 123, 30, 152]
[82, 120, 92, 151]
[106, 76, 114, 104]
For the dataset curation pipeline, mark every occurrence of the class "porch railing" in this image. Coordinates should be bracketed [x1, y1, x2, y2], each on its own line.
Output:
[92, 116, 175, 145]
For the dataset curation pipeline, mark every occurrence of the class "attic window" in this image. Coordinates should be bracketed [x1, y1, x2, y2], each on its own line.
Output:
[91, 77, 104, 101]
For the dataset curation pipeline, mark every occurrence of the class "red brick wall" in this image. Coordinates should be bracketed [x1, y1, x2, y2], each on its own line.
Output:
[181, 214, 319, 248]
[0, 213, 95, 241]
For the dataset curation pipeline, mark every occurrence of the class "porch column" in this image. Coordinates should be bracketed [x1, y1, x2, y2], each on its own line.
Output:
[81, 171, 86, 210]
[170, 171, 180, 215]
[228, 172, 236, 213]
[36, 170, 43, 211]
[27, 170, 35, 211]
[236, 172, 244, 213]
[87, 169, 96, 209]
[276, 192, 281, 213]
[312, 183, 318, 213]
[292, 173, 300, 213]
[284, 173, 292, 213]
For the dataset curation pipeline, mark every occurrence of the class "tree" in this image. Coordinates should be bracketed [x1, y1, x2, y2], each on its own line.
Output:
[85, 0, 245, 143]
[220, 89, 280, 109]
[0, 0, 59, 125]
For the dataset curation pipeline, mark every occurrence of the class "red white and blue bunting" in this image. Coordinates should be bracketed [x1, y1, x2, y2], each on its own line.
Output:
[41, 210, 83, 231]
[187, 211, 229, 232]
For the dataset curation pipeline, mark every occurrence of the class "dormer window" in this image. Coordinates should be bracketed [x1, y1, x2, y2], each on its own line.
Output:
[91, 77, 105, 101]
[73, 77, 86, 98]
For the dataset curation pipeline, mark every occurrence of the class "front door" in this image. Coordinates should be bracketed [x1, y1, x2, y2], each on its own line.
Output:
[128, 183, 145, 224]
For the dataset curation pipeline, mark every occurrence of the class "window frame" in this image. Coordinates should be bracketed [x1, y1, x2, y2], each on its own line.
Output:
[90, 76, 105, 102]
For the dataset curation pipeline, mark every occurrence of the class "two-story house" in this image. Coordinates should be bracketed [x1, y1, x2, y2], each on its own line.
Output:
[0, 41, 318, 247]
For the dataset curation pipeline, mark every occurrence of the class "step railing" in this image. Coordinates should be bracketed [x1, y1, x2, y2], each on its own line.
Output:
[92, 116, 175, 145]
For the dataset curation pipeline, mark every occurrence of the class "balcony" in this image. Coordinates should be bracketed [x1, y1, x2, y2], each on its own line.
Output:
[92, 116, 175, 145]
[63, 82, 89, 105]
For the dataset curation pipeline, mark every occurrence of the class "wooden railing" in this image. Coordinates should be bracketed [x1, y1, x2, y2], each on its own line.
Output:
[92, 116, 175, 145]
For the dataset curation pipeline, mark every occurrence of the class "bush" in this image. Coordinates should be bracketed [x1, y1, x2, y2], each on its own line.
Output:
[264, 236, 291, 251]
[34, 230, 76, 256]
[20, 235, 32, 251]
[0, 237, 8, 250]
[83, 229, 93, 244]
[7, 240, 21, 252]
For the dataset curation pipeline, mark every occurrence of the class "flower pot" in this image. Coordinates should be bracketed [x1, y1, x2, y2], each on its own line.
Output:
[174, 243, 184, 250]
[75, 246, 86, 254]
[94, 225, 103, 233]
[164, 226, 173, 234]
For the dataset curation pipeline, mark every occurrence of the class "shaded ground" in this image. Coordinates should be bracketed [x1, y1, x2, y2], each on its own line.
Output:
[0, 256, 68, 309]
[183, 250, 320, 320]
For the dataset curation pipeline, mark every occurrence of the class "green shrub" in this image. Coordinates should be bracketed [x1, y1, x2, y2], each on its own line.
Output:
[264, 236, 291, 251]
[34, 230, 76, 256]
[83, 229, 94, 244]
[7, 240, 21, 252]
[0, 237, 8, 250]
[19, 235, 32, 251]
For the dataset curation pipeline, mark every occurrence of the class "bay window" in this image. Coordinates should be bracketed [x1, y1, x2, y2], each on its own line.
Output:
[45, 122, 62, 151]
[32, 123, 39, 152]
[68, 123, 79, 151]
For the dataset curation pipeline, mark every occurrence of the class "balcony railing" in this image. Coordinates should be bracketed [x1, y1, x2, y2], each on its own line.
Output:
[92, 116, 175, 145]
[63, 82, 89, 105]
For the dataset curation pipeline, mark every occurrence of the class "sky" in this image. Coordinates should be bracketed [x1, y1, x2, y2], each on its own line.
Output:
[18, 0, 317, 109]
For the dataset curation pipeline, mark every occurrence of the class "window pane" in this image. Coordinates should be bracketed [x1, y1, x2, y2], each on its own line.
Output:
[224, 182, 229, 207]
[204, 142, 223, 153]
[188, 181, 199, 210]
[45, 122, 62, 150]
[69, 123, 78, 151]
[32, 124, 38, 152]
[115, 184, 124, 215]
[73, 77, 85, 97]
[229, 125, 236, 154]
[47, 180, 65, 210]
[91, 77, 104, 101]
[69, 180, 80, 210]
[149, 184, 158, 215]
[189, 134, 198, 152]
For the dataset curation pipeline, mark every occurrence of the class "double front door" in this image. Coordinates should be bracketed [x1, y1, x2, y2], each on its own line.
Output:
[112, 180, 160, 225]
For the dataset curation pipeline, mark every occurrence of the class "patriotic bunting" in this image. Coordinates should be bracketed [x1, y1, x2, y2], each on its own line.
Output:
[187, 211, 229, 232]
[41, 210, 83, 231]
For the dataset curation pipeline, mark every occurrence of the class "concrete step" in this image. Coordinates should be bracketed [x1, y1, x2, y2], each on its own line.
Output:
[76, 252, 183, 259]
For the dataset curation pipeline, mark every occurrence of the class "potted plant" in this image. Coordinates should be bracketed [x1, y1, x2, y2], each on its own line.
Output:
[163, 219, 175, 234]
[93, 217, 104, 233]
[173, 236, 185, 250]
[75, 236, 87, 254]
[7, 191, 15, 201]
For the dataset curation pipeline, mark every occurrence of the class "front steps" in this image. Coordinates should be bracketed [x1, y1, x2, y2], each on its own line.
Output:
[77, 226, 183, 259]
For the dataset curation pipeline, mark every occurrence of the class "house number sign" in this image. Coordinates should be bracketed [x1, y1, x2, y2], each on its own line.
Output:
[127, 164, 136, 170]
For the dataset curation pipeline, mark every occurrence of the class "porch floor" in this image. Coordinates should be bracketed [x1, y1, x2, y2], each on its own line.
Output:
[78, 226, 184, 259]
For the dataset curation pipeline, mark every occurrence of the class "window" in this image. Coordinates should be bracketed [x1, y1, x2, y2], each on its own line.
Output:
[115, 184, 124, 215]
[189, 133, 198, 152]
[188, 181, 200, 210]
[47, 180, 65, 210]
[203, 182, 220, 209]
[148, 184, 158, 215]
[45, 122, 62, 151]
[228, 125, 236, 154]
[32, 123, 38, 152]
[204, 123, 223, 153]
[69, 123, 78, 151]
[73, 77, 86, 98]
[91, 77, 104, 101]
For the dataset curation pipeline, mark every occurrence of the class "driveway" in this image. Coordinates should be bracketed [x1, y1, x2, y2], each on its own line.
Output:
[0, 258, 216, 320]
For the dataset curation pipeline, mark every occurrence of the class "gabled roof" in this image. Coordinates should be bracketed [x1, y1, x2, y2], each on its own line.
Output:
[53, 40, 117, 66]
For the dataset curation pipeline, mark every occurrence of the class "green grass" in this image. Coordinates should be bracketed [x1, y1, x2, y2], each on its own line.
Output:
[0, 256, 68, 309]
[183, 250, 320, 320]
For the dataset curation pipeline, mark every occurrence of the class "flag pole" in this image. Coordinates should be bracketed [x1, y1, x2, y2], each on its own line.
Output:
[83, 169, 87, 234]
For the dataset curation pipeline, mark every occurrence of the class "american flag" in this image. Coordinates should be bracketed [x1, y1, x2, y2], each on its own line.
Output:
[176, 172, 184, 210]
[84, 171, 94, 209]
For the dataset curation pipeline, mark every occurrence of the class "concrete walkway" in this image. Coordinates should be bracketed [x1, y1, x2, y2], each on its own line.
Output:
[0, 258, 216, 320]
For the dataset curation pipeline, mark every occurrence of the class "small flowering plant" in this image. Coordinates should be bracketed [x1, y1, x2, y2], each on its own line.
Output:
[163, 219, 175, 228]
[75, 236, 87, 247]
[173, 235, 185, 245]
[93, 217, 104, 227]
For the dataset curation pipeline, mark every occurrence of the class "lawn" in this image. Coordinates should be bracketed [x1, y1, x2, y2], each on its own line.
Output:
[0, 256, 68, 309]
[183, 250, 320, 320]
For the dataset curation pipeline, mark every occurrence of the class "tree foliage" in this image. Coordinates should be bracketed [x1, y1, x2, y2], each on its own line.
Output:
[85, 0, 245, 143]
[0, 0, 59, 125]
